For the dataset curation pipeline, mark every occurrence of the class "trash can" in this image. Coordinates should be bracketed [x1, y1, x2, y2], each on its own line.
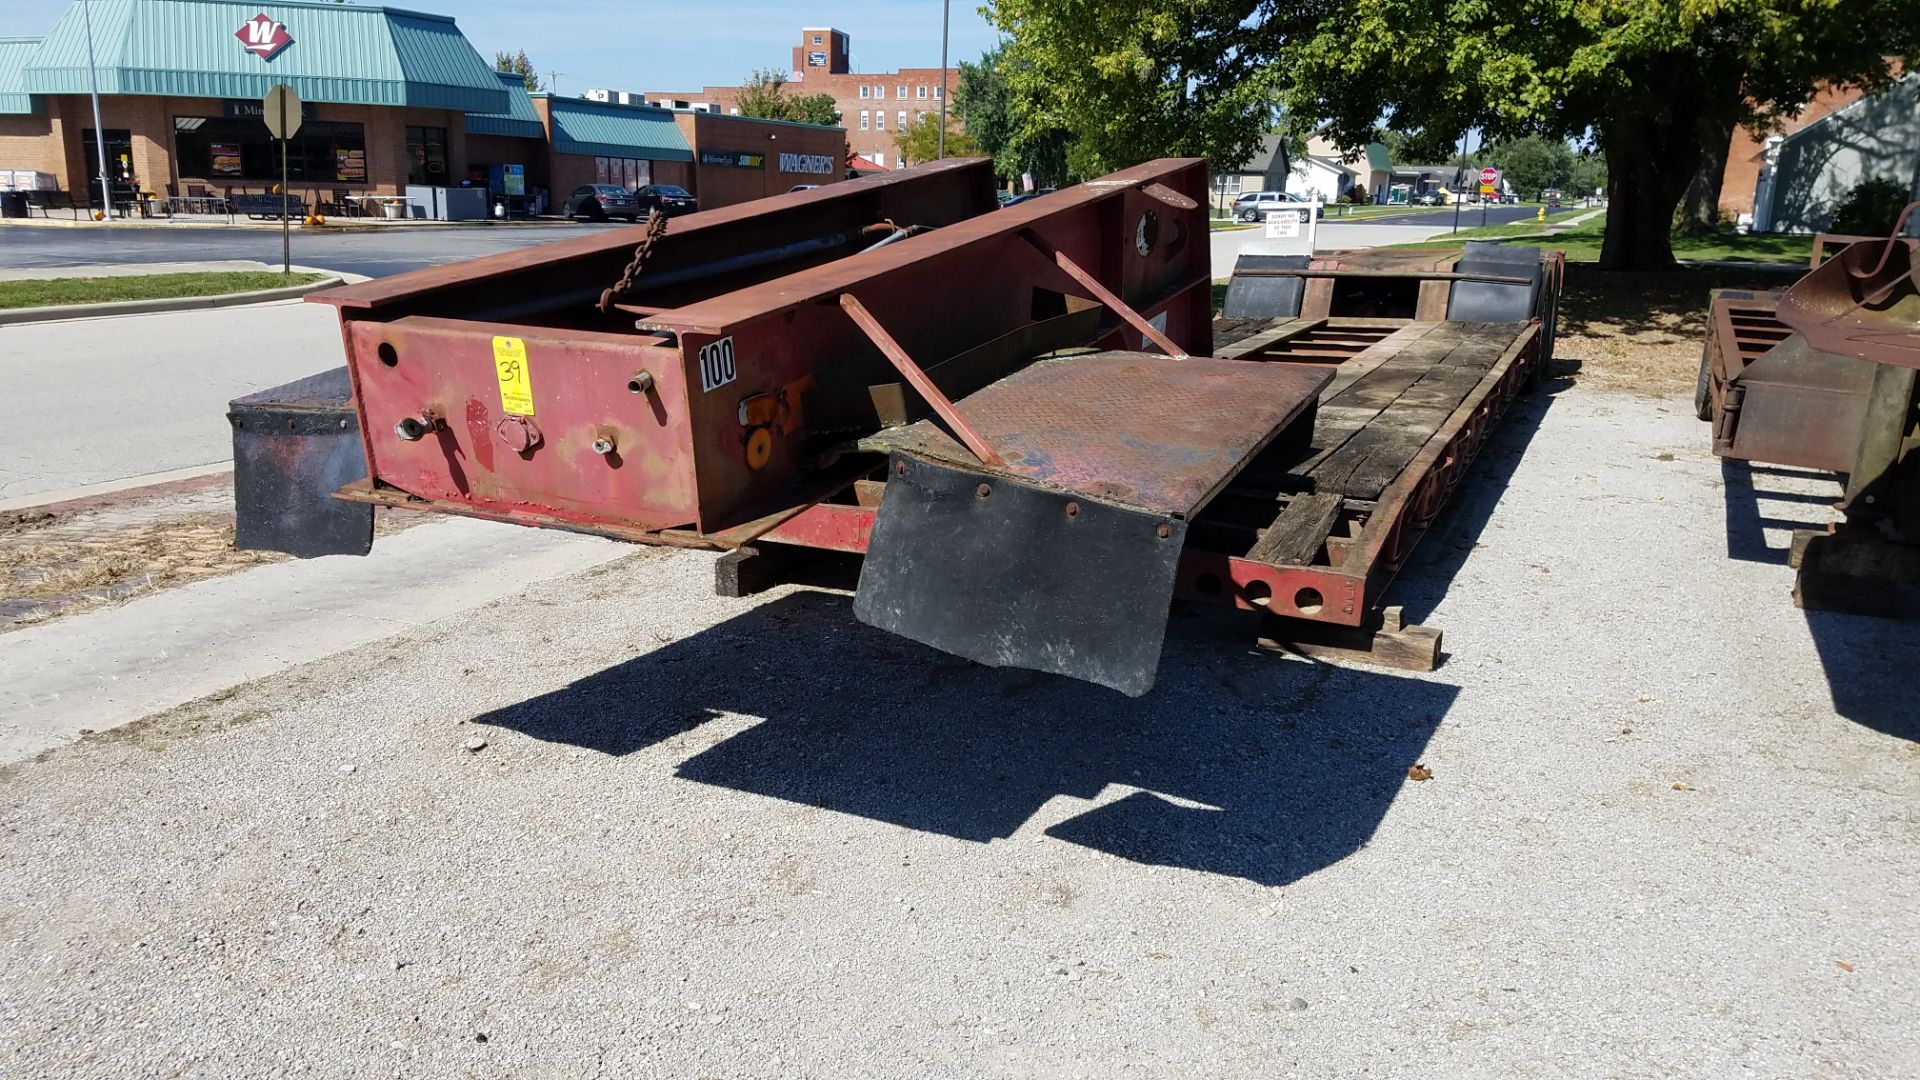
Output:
[0, 191, 27, 219]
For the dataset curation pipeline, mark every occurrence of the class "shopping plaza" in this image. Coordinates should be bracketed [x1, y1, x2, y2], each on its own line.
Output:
[0, 0, 851, 213]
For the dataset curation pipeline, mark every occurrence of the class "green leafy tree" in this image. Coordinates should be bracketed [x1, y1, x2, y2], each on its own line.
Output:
[734, 67, 797, 122]
[790, 93, 842, 127]
[956, 46, 1073, 188]
[492, 49, 541, 93]
[1285, 1, 1917, 268]
[1483, 136, 1573, 201]
[895, 115, 982, 167]
[985, 0, 1283, 181]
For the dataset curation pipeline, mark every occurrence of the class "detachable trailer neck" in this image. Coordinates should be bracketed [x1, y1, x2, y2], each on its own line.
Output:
[230, 158, 1562, 695]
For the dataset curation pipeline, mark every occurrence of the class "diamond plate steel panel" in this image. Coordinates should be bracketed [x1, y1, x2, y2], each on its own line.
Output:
[862, 351, 1328, 516]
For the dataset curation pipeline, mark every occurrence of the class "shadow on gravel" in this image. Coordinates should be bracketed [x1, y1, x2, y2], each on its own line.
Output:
[1716, 459, 1917, 741]
[473, 592, 1458, 887]
[1389, 378, 1564, 625]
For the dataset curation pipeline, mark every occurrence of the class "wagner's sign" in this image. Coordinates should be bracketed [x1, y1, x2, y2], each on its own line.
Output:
[235, 13, 293, 61]
[700, 150, 765, 169]
[779, 152, 836, 175]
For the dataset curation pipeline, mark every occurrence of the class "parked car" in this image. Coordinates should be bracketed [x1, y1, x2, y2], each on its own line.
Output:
[1233, 190, 1312, 223]
[1410, 190, 1445, 207]
[788, 184, 821, 193]
[634, 184, 698, 216]
[561, 184, 640, 222]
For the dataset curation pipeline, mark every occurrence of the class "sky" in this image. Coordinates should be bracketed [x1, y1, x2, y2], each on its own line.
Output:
[0, 0, 1004, 96]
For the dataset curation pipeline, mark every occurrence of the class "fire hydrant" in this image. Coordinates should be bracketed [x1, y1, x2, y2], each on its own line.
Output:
[1536, 206, 1546, 223]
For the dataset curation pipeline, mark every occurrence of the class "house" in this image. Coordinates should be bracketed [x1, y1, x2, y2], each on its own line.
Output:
[1209, 133, 1384, 207]
[1748, 74, 1919, 233]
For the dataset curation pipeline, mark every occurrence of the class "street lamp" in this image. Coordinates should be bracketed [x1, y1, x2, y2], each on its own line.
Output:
[82, 0, 113, 221]
[937, 0, 949, 160]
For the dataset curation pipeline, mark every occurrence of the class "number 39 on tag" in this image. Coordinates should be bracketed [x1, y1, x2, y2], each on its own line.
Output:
[698, 337, 737, 393]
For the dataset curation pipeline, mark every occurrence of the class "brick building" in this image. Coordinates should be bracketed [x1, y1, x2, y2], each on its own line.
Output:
[0, 0, 848, 214]
[646, 26, 958, 170]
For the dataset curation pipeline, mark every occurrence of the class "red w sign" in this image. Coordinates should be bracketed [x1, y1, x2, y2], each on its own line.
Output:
[235, 14, 293, 61]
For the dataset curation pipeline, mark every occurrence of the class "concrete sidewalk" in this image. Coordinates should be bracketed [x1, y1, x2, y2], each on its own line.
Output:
[0, 516, 631, 765]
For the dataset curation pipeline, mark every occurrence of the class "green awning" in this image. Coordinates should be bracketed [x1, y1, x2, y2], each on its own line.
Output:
[22, 0, 506, 113]
[465, 70, 542, 140]
[539, 95, 692, 162]
[0, 38, 41, 115]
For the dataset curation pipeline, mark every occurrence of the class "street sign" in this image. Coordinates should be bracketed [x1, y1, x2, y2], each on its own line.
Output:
[1264, 210, 1299, 240]
[262, 85, 302, 140]
[1479, 166, 1499, 186]
[262, 84, 300, 275]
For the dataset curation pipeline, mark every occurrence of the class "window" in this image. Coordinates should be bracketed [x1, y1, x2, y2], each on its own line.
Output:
[898, 111, 907, 129]
[872, 152, 885, 167]
[405, 125, 448, 185]
[859, 111, 869, 130]
[811, 34, 822, 44]
[916, 111, 926, 123]
[859, 85, 869, 99]
[917, 86, 928, 99]
[873, 84, 883, 98]
[896, 85, 907, 99]
[934, 86, 943, 100]
[874, 112, 884, 131]
[173, 117, 368, 184]
[592, 157, 650, 191]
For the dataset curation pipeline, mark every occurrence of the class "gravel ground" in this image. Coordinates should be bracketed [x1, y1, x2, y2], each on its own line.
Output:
[1, 377, 1916, 1079]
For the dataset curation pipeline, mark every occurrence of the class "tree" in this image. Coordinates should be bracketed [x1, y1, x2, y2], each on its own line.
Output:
[1285, 1, 1917, 269]
[492, 49, 541, 93]
[956, 46, 1072, 188]
[895, 115, 981, 167]
[734, 68, 841, 127]
[734, 67, 796, 122]
[1483, 136, 1572, 201]
[985, 0, 1284, 181]
[790, 93, 841, 127]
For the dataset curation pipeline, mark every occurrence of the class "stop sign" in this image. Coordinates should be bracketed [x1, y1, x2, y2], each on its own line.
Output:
[1479, 166, 1499, 185]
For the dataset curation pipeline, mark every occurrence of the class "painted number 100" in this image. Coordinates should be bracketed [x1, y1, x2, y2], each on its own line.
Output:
[699, 337, 737, 393]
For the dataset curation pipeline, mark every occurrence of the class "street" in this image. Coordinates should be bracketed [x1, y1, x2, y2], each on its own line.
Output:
[0, 222, 625, 279]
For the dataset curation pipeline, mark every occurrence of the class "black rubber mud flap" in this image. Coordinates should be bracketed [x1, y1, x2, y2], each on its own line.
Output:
[853, 453, 1187, 697]
[228, 367, 373, 558]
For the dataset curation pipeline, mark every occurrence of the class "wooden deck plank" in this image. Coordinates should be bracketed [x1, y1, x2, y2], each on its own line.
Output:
[1246, 491, 1343, 566]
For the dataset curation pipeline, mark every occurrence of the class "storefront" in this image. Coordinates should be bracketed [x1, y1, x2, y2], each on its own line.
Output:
[0, 0, 852, 214]
[0, 0, 507, 201]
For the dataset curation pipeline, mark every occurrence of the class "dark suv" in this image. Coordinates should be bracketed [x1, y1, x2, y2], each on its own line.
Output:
[561, 184, 640, 222]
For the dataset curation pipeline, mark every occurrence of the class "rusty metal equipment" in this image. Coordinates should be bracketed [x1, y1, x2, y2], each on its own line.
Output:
[231, 157, 1561, 694]
[1699, 207, 1920, 615]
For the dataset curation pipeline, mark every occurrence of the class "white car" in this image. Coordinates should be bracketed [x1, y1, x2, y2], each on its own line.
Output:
[1233, 190, 1314, 223]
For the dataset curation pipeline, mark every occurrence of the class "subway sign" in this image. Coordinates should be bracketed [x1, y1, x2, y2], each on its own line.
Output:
[779, 152, 836, 175]
[700, 150, 765, 169]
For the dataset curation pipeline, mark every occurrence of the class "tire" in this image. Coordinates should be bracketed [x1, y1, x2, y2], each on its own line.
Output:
[1694, 342, 1715, 421]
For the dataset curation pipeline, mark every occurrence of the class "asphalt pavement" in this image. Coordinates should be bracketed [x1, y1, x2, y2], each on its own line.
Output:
[0, 222, 624, 279]
[0, 300, 346, 504]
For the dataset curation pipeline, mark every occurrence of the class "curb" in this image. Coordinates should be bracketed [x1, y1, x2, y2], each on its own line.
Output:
[0, 272, 343, 325]
[0, 467, 233, 521]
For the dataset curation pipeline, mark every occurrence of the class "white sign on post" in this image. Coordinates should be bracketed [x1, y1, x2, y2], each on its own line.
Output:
[1264, 210, 1300, 239]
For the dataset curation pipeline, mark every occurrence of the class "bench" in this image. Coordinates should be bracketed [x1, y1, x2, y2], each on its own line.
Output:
[25, 190, 80, 219]
[229, 193, 307, 221]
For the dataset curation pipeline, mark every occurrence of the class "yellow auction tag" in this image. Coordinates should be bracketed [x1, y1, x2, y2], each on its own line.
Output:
[493, 336, 534, 415]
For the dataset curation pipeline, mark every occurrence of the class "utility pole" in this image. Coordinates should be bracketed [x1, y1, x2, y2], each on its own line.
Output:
[82, 0, 113, 221]
[1450, 128, 1472, 234]
[937, 0, 949, 159]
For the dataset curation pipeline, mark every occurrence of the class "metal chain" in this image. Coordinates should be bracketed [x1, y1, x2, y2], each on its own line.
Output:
[597, 208, 670, 314]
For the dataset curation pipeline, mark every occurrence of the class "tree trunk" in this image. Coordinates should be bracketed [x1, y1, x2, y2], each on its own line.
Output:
[1598, 111, 1705, 271]
[1678, 112, 1738, 235]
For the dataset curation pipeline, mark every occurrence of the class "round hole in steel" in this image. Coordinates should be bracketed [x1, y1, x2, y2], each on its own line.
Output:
[1294, 587, 1325, 615]
[976, 483, 992, 498]
[1195, 573, 1222, 595]
[377, 342, 399, 367]
[1245, 580, 1273, 607]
